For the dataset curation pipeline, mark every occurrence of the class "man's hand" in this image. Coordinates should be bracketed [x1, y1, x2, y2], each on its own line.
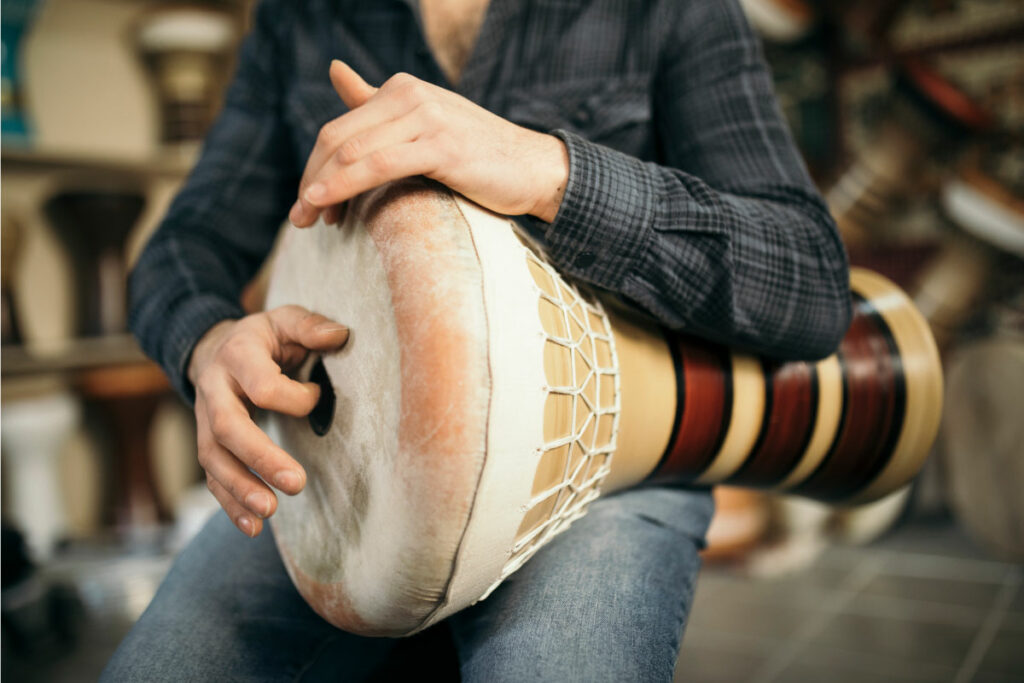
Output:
[288, 60, 569, 227]
[188, 306, 349, 537]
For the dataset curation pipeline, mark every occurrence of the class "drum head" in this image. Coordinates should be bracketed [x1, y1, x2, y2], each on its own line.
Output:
[264, 180, 612, 636]
[265, 181, 493, 634]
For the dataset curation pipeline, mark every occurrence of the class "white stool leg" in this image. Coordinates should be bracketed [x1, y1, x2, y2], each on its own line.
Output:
[2, 391, 80, 561]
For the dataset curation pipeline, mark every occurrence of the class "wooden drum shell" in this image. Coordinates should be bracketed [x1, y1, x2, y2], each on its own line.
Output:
[604, 269, 944, 505]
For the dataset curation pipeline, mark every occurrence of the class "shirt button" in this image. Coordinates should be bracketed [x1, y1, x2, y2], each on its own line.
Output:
[574, 251, 597, 269]
[573, 107, 592, 127]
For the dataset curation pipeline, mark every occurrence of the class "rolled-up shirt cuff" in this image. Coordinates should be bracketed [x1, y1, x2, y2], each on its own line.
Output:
[159, 293, 244, 406]
[515, 129, 655, 292]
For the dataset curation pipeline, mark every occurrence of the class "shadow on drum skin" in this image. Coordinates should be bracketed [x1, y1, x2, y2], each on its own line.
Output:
[299, 433, 371, 571]
[279, 353, 374, 578]
[307, 356, 336, 436]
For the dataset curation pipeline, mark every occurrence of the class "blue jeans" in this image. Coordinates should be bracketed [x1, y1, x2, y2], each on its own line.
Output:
[102, 485, 712, 682]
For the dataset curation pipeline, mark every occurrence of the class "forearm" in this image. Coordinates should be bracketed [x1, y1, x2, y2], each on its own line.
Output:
[519, 130, 851, 360]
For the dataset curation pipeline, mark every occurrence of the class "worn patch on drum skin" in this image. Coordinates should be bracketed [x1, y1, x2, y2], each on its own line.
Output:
[265, 179, 491, 633]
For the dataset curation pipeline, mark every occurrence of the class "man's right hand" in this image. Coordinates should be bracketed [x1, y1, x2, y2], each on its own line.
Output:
[187, 305, 350, 537]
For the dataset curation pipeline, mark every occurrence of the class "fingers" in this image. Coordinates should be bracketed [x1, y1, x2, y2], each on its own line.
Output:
[329, 59, 377, 109]
[218, 337, 321, 416]
[265, 305, 350, 352]
[207, 475, 264, 538]
[201, 432, 278, 519]
[300, 108, 427, 204]
[291, 88, 401, 227]
[197, 394, 273, 537]
[291, 68, 435, 227]
[192, 306, 350, 537]
[200, 369, 308, 496]
[303, 141, 438, 210]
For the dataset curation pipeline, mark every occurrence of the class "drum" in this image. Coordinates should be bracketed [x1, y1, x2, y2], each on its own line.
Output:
[265, 179, 942, 636]
[942, 336, 1024, 562]
[825, 60, 991, 246]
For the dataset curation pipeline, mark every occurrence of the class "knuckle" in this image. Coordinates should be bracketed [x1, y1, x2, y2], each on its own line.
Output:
[246, 378, 277, 408]
[316, 124, 339, 148]
[208, 409, 233, 441]
[218, 337, 246, 364]
[195, 371, 216, 397]
[384, 72, 414, 90]
[247, 450, 273, 477]
[336, 137, 362, 165]
[367, 149, 393, 175]
[405, 81, 428, 104]
[418, 100, 445, 127]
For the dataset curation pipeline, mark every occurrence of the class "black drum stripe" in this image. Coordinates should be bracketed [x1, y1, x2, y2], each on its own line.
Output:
[648, 328, 686, 480]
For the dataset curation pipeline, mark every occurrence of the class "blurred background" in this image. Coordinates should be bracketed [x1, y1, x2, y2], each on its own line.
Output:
[0, 0, 1021, 681]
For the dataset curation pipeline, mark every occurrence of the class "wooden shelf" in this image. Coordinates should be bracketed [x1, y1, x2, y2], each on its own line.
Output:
[1, 334, 151, 378]
[1, 147, 196, 180]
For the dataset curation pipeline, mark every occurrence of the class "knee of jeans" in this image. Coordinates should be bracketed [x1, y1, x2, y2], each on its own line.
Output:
[587, 486, 715, 548]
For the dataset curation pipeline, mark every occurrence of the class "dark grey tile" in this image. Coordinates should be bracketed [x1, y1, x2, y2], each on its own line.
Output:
[972, 671, 1024, 683]
[809, 612, 978, 668]
[674, 641, 768, 683]
[686, 591, 820, 641]
[975, 621, 1024, 677]
[874, 522, 990, 561]
[696, 564, 851, 610]
[773, 647, 959, 683]
[1007, 580, 1024, 616]
[858, 573, 1002, 610]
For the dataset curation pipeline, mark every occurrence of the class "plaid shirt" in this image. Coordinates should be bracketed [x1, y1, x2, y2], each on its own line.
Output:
[129, 0, 851, 404]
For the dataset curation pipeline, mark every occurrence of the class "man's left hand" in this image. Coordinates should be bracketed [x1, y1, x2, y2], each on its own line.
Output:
[289, 60, 569, 227]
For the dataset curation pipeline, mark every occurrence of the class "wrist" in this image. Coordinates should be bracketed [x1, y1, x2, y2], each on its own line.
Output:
[187, 319, 236, 386]
[528, 133, 570, 223]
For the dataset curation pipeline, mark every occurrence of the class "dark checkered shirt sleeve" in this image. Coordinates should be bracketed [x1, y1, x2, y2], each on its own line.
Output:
[520, 0, 850, 362]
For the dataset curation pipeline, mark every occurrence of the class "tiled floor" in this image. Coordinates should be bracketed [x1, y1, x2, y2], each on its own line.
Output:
[676, 524, 1023, 683]
[2, 520, 1021, 681]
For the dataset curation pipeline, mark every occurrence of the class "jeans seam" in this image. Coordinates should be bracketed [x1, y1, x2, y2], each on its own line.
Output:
[291, 633, 345, 682]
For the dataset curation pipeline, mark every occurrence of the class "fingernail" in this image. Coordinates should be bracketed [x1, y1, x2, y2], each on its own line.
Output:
[246, 492, 272, 517]
[305, 183, 326, 202]
[238, 516, 255, 537]
[315, 323, 347, 334]
[275, 470, 302, 492]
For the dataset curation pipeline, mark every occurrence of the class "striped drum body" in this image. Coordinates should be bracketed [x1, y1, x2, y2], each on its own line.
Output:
[641, 270, 943, 504]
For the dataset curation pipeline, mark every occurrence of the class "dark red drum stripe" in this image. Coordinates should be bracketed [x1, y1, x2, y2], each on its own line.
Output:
[726, 360, 818, 487]
[649, 336, 732, 481]
[793, 295, 907, 501]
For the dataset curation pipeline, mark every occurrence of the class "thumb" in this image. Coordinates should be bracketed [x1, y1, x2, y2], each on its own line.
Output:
[329, 60, 377, 109]
[267, 305, 350, 352]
